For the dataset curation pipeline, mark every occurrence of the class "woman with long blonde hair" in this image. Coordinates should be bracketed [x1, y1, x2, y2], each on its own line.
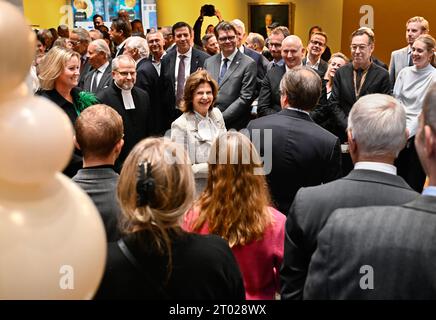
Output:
[95, 137, 245, 299]
[183, 132, 286, 300]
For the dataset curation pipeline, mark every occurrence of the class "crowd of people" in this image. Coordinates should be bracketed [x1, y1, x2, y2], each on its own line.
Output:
[29, 8, 436, 299]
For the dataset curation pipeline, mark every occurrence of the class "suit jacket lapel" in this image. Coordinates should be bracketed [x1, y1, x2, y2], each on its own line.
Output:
[220, 51, 242, 86]
[168, 50, 177, 85]
[97, 65, 112, 90]
[346, 64, 357, 101]
[359, 64, 376, 95]
[190, 49, 200, 73]
[210, 55, 220, 83]
[402, 195, 436, 214]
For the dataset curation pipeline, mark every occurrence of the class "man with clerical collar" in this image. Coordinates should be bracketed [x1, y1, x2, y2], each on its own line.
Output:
[96, 55, 151, 171]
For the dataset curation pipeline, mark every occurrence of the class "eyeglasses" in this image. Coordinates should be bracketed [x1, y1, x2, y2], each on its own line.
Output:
[310, 40, 325, 47]
[115, 71, 136, 77]
[218, 35, 236, 42]
[350, 44, 370, 52]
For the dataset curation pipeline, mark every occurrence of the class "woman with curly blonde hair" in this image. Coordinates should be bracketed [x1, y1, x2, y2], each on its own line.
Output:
[95, 137, 245, 299]
[183, 132, 286, 300]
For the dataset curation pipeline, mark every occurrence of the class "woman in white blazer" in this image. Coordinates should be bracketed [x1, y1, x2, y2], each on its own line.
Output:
[171, 70, 226, 195]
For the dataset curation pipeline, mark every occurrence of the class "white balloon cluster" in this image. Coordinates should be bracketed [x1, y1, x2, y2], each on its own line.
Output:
[0, 2, 106, 299]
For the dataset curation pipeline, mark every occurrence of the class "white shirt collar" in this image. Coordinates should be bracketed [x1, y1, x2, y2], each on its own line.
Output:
[97, 61, 109, 73]
[354, 161, 397, 175]
[177, 47, 192, 59]
[285, 62, 303, 73]
[222, 49, 238, 64]
[286, 106, 310, 116]
[306, 56, 321, 69]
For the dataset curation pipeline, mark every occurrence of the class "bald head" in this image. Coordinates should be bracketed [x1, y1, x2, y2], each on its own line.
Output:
[281, 35, 305, 69]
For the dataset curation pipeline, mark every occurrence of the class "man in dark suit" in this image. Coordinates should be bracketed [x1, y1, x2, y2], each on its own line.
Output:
[204, 21, 257, 130]
[304, 85, 436, 299]
[281, 94, 418, 300]
[109, 18, 132, 58]
[247, 66, 341, 214]
[82, 39, 112, 94]
[72, 104, 124, 242]
[124, 36, 164, 136]
[231, 19, 268, 89]
[70, 27, 92, 88]
[303, 31, 328, 78]
[257, 35, 305, 117]
[330, 28, 391, 176]
[160, 21, 209, 129]
[330, 28, 391, 143]
[96, 55, 151, 171]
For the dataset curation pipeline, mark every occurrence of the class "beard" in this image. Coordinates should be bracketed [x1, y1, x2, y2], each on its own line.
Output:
[118, 82, 134, 90]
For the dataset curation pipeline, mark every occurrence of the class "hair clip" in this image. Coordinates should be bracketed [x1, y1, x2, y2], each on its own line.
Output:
[136, 161, 155, 207]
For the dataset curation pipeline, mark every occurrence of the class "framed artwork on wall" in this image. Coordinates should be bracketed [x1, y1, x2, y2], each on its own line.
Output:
[248, 2, 295, 39]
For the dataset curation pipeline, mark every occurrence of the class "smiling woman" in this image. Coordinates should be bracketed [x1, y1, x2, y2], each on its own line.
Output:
[393, 34, 436, 192]
[36, 47, 98, 177]
[171, 70, 227, 196]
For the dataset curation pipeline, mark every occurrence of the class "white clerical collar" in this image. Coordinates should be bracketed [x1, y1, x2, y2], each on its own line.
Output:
[114, 82, 135, 110]
[354, 161, 397, 175]
[286, 106, 310, 116]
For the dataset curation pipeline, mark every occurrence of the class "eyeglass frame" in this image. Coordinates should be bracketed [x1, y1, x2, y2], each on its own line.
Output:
[217, 35, 236, 43]
[114, 70, 137, 77]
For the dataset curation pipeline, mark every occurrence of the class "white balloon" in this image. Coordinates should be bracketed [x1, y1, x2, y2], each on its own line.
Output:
[0, 96, 74, 185]
[0, 2, 35, 101]
[0, 173, 107, 299]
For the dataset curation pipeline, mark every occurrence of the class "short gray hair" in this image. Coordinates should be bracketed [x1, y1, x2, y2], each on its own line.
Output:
[231, 19, 245, 34]
[348, 94, 407, 158]
[125, 36, 149, 58]
[90, 39, 110, 60]
[71, 27, 91, 43]
[112, 54, 136, 71]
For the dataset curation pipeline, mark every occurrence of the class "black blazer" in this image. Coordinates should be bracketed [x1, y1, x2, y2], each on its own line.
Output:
[304, 195, 436, 299]
[257, 65, 285, 117]
[97, 82, 151, 170]
[135, 58, 165, 135]
[281, 169, 418, 300]
[330, 62, 391, 142]
[95, 230, 246, 299]
[303, 57, 328, 79]
[160, 47, 210, 128]
[247, 109, 342, 214]
[243, 45, 267, 95]
[82, 63, 112, 94]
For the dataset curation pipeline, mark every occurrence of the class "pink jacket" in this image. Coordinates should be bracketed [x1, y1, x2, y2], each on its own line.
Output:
[183, 207, 285, 300]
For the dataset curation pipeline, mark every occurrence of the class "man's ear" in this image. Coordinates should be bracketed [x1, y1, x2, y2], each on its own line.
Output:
[347, 129, 356, 151]
[73, 136, 81, 150]
[425, 125, 435, 157]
